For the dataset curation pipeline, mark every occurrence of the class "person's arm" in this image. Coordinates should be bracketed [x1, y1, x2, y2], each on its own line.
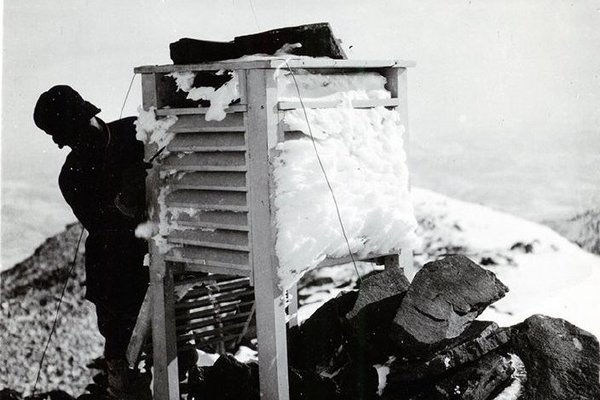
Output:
[59, 167, 103, 231]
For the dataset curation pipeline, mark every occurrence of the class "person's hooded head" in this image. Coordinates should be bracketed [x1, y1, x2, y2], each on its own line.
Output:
[34, 85, 102, 149]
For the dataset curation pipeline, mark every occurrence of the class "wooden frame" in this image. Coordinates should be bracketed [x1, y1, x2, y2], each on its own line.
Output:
[134, 59, 414, 400]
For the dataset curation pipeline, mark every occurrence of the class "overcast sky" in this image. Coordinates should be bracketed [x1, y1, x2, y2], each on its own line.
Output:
[2, 0, 599, 179]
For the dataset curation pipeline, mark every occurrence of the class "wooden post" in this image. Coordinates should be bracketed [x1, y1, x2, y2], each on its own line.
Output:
[141, 72, 180, 400]
[126, 288, 152, 368]
[246, 68, 290, 400]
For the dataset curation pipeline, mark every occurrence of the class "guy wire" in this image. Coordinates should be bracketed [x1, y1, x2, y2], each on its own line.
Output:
[283, 60, 363, 285]
[119, 73, 137, 120]
[32, 227, 85, 395]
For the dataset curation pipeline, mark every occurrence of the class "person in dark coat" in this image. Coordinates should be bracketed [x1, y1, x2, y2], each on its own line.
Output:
[34, 85, 149, 396]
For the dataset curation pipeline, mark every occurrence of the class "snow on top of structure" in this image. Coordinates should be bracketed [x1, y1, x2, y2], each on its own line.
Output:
[278, 71, 390, 102]
[135, 106, 177, 148]
[168, 70, 240, 122]
[273, 103, 419, 289]
[412, 187, 600, 339]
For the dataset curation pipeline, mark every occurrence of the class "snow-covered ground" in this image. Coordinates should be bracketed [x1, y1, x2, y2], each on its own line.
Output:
[411, 187, 600, 338]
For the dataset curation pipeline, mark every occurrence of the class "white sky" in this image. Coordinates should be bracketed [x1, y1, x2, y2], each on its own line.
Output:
[2, 0, 599, 178]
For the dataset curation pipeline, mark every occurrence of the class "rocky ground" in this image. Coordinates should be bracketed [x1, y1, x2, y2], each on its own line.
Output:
[0, 224, 103, 397]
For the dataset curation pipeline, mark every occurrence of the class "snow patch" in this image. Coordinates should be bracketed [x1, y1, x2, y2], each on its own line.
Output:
[135, 221, 157, 239]
[168, 70, 240, 122]
[135, 106, 177, 148]
[374, 356, 395, 396]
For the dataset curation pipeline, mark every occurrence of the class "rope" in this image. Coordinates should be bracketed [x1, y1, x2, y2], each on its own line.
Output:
[32, 227, 85, 395]
[282, 60, 363, 285]
[119, 73, 137, 120]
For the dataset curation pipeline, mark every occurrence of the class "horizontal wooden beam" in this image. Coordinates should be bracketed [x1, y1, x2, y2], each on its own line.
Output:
[156, 105, 247, 116]
[134, 59, 415, 74]
[278, 98, 400, 111]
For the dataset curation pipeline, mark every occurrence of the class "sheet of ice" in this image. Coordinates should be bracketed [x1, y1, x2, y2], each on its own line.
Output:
[135, 106, 177, 147]
[277, 71, 390, 102]
[168, 70, 240, 122]
[412, 187, 600, 339]
[273, 105, 419, 290]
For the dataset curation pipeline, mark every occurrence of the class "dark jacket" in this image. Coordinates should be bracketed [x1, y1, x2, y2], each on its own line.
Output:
[58, 116, 149, 305]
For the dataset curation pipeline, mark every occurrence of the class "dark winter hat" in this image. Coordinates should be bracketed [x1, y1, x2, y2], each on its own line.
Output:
[33, 85, 101, 135]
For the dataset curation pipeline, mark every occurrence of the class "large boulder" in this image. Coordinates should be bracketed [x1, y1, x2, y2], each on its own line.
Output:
[287, 291, 358, 373]
[383, 351, 514, 400]
[388, 321, 511, 383]
[188, 354, 260, 400]
[346, 268, 410, 364]
[347, 267, 409, 319]
[391, 256, 508, 348]
[508, 314, 600, 400]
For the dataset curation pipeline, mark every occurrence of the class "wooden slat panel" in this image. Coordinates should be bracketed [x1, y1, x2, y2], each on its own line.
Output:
[175, 288, 254, 310]
[161, 152, 247, 172]
[166, 190, 247, 211]
[168, 172, 247, 192]
[176, 262, 252, 277]
[177, 322, 249, 343]
[166, 113, 245, 133]
[180, 277, 251, 300]
[168, 229, 249, 251]
[167, 132, 246, 151]
[278, 98, 400, 110]
[156, 105, 247, 116]
[176, 210, 249, 231]
[175, 300, 255, 322]
[167, 246, 250, 268]
[176, 311, 253, 333]
[167, 132, 246, 152]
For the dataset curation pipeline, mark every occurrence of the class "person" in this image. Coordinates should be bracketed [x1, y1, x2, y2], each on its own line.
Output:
[34, 85, 150, 397]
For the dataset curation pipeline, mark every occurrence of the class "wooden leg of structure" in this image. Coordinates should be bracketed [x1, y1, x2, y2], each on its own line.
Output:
[254, 282, 290, 400]
[151, 258, 180, 400]
[400, 248, 417, 281]
[287, 284, 299, 327]
[126, 287, 152, 368]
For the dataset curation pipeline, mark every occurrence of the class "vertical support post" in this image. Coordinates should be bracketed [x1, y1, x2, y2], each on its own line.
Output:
[287, 284, 299, 327]
[140, 72, 180, 400]
[246, 68, 290, 400]
[126, 288, 152, 368]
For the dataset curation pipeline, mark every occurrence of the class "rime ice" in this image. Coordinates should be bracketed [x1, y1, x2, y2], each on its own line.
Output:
[273, 73, 418, 289]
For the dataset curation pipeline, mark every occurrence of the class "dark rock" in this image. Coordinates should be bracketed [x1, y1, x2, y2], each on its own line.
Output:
[25, 390, 76, 400]
[336, 361, 380, 400]
[346, 268, 409, 364]
[347, 268, 409, 320]
[508, 314, 600, 400]
[288, 291, 358, 373]
[389, 321, 511, 383]
[383, 351, 514, 400]
[0, 389, 23, 400]
[288, 367, 338, 400]
[392, 256, 508, 347]
[188, 354, 259, 400]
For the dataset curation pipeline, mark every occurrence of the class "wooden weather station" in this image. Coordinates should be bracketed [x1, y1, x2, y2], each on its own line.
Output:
[128, 58, 415, 400]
